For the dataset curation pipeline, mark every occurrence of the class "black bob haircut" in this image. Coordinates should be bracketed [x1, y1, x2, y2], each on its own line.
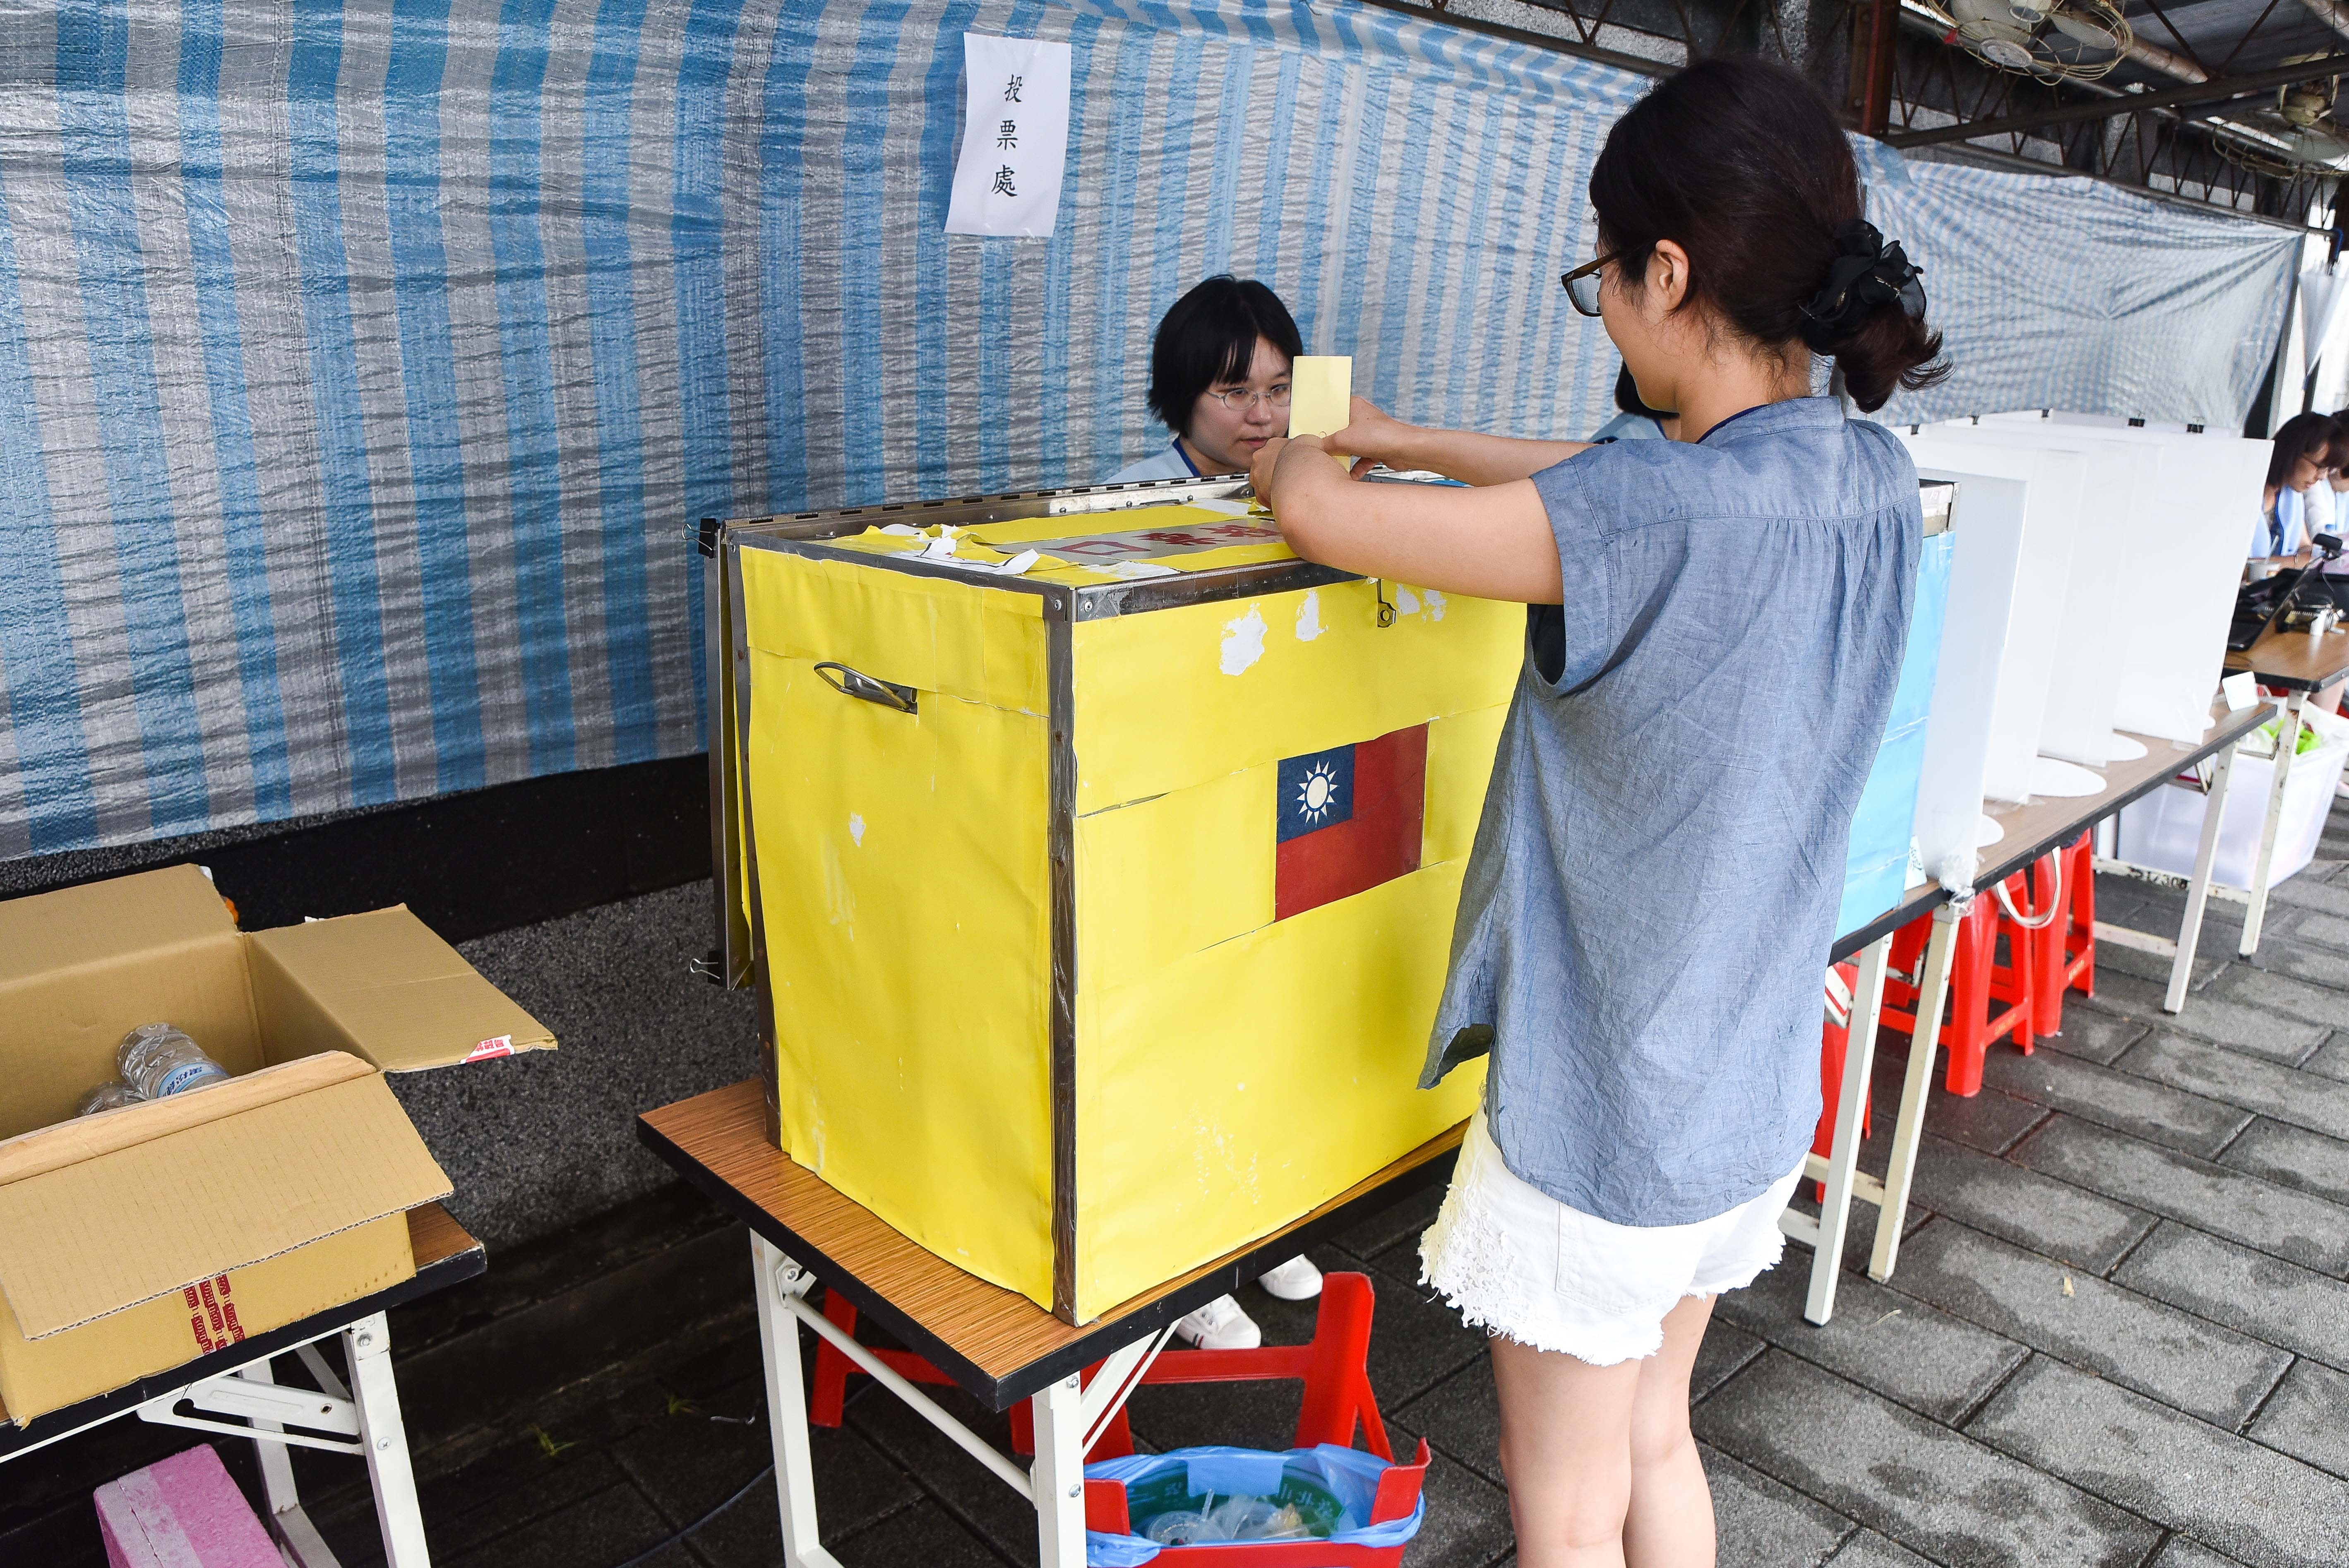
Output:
[2269, 411, 2339, 490]
[1146, 276, 1304, 437]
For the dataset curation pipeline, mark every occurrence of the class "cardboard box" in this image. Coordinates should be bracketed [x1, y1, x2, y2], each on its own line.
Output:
[0, 866, 554, 1423]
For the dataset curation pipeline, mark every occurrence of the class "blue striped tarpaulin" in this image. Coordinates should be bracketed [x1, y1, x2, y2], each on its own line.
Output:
[0, 0, 2300, 856]
[1857, 142, 2300, 430]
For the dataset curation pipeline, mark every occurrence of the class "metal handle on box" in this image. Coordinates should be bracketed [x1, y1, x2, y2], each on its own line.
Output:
[813, 660, 919, 715]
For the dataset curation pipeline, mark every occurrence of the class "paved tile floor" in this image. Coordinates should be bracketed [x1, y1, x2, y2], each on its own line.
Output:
[75, 816, 2349, 1568]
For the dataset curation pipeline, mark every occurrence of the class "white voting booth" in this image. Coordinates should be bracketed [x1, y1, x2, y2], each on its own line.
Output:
[1982, 413, 2269, 745]
[1922, 423, 2144, 773]
[1902, 463, 2031, 888]
[1897, 434, 2081, 858]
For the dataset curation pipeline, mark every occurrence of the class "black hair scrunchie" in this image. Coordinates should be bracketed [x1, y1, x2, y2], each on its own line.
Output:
[1798, 219, 1927, 353]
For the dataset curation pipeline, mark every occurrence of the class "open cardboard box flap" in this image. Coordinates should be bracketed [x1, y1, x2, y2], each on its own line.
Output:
[0, 1052, 451, 1339]
[249, 906, 555, 1071]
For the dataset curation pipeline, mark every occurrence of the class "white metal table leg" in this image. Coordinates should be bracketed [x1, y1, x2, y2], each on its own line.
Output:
[752, 1233, 839, 1568]
[236, 1357, 346, 1567]
[1870, 906, 1958, 1282]
[1029, 1372, 1088, 1568]
[2241, 692, 2304, 957]
[2170, 743, 2237, 1009]
[1805, 932, 1893, 1325]
[343, 1313, 430, 1568]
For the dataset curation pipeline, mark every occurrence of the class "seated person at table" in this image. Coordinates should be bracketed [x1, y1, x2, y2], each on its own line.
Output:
[1587, 363, 1679, 442]
[1106, 276, 1323, 1352]
[2253, 411, 2335, 568]
[2316, 411, 2349, 608]
[1108, 275, 1303, 484]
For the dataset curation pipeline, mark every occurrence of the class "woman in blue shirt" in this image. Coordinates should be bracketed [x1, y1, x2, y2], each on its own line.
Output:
[1251, 58, 1943, 1568]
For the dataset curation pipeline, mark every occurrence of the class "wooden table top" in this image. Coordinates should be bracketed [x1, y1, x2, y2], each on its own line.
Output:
[639, 1080, 1463, 1410]
[0, 1203, 481, 1453]
[2225, 625, 2349, 691]
[1831, 701, 2272, 958]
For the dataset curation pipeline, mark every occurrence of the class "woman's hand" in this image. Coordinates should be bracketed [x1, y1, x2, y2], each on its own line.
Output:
[1248, 434, 1335, 514]
[1323, 396, 1417, 476]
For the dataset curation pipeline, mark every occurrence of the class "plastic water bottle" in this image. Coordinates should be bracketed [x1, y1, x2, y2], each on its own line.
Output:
[116, 1023, 229, 1099]
[76, 1081, 141, 1116]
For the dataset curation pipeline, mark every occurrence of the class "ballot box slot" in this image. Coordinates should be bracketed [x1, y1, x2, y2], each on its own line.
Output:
[813, 660, 920, 716]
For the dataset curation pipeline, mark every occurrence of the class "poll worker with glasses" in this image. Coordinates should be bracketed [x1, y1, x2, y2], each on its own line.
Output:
[1108, 275, 1304, 486]
[1104, 273, 1325, 1350]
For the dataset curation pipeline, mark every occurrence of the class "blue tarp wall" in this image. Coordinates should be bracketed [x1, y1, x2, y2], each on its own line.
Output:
[0, 0, 2301, 855]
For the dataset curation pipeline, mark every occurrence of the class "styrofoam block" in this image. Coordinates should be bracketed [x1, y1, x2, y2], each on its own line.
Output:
[1924, 422, 2142, 765]
[94, 1443, 280, 1568]
[1899, 434, 2084, 803]
[1907, 471, 2029, 890]
[1985, 413, 2267, 743]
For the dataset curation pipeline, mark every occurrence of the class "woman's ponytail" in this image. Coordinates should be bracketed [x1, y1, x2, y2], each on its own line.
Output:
[1587, 58, 1950, 414]
[1794, 220, 1948, 412]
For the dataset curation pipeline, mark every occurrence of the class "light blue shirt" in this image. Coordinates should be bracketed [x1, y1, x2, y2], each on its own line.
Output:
[1107, 439, 1202, 485]
[1422, 397, 1921, 1226]
[2255, 486, 2305, 558]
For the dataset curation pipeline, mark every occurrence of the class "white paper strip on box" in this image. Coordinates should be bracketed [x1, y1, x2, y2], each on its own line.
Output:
[1908, 472, 2031, 891]
[1897, 434, 2083, 805]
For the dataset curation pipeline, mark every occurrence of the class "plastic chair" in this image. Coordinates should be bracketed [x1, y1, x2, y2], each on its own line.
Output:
[2031, 831, 2095, 1037]
[1879, 860, 2048, 1096]
[811, 1272, 1410, 1468]
[1812, 960, 1873, 1200]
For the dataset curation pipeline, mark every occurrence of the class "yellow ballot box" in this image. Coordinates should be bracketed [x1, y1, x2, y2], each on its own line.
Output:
[705, 475, 1516, 1321]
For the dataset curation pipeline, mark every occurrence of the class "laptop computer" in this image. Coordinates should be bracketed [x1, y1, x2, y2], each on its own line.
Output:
[2229, 549, 2339, 652]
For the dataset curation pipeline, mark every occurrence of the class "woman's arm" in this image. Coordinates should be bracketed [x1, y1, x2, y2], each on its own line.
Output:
[1324, 397, 1592, 487]
[1250, 435, 1564, 603]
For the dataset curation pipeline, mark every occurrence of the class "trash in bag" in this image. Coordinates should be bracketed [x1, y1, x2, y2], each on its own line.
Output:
[1082, 1443, 1425, 1565]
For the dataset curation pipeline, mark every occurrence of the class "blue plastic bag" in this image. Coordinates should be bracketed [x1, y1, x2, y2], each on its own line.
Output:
[1083, 1443, 1426, 1566]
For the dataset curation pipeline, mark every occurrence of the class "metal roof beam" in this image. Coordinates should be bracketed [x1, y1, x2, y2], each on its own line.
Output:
[1882, 49, 2349, 145]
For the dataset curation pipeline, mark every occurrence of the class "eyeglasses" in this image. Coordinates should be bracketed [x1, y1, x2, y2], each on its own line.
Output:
[1208, 385, 1292, 413]
[1560, 252, 1614, 318]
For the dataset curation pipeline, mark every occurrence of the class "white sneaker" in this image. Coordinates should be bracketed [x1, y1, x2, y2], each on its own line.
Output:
[1172, 1294, 1261, 1350]
[1256, 1256, 1323, 1301]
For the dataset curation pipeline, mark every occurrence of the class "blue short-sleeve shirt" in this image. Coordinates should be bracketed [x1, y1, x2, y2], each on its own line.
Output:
[1421, 396, 1920, 1227]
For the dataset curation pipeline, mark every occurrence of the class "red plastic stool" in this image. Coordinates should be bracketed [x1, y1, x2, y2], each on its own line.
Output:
[1879, 861, 2045, 1096]
[811, 1272, 1411, 1469]
[1811, 960, 1874, 1200]
[2030, 831, 2095, 1037]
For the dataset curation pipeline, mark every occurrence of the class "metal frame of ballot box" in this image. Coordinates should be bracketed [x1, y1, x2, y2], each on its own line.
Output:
[2094, 628, 2349, 965]
[1790, 701, 2272, 1325]
[698, 471, 1465, 1323]
[0, 1204, 482, 1568]
[639, 1082, 1459, 1568]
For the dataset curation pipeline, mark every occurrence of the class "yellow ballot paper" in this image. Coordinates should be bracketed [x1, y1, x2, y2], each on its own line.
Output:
[1288, 355, 1352, 454]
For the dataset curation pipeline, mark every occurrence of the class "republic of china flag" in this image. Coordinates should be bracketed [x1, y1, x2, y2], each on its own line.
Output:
[1274, 725, 1428, 921]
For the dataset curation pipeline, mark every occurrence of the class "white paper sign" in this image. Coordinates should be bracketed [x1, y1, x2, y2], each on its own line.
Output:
[945, 34, 1071, 238]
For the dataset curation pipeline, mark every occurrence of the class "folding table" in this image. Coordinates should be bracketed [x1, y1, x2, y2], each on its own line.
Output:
[0, 1205, 481, 1568]
[2158, 626, 2349, 958]
[1791, 701, 2271, 1325]
[639, 1081, 1457, 1568]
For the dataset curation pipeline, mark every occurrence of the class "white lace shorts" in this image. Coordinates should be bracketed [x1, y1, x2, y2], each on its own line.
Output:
[1418, 1108, 1806, 1366]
